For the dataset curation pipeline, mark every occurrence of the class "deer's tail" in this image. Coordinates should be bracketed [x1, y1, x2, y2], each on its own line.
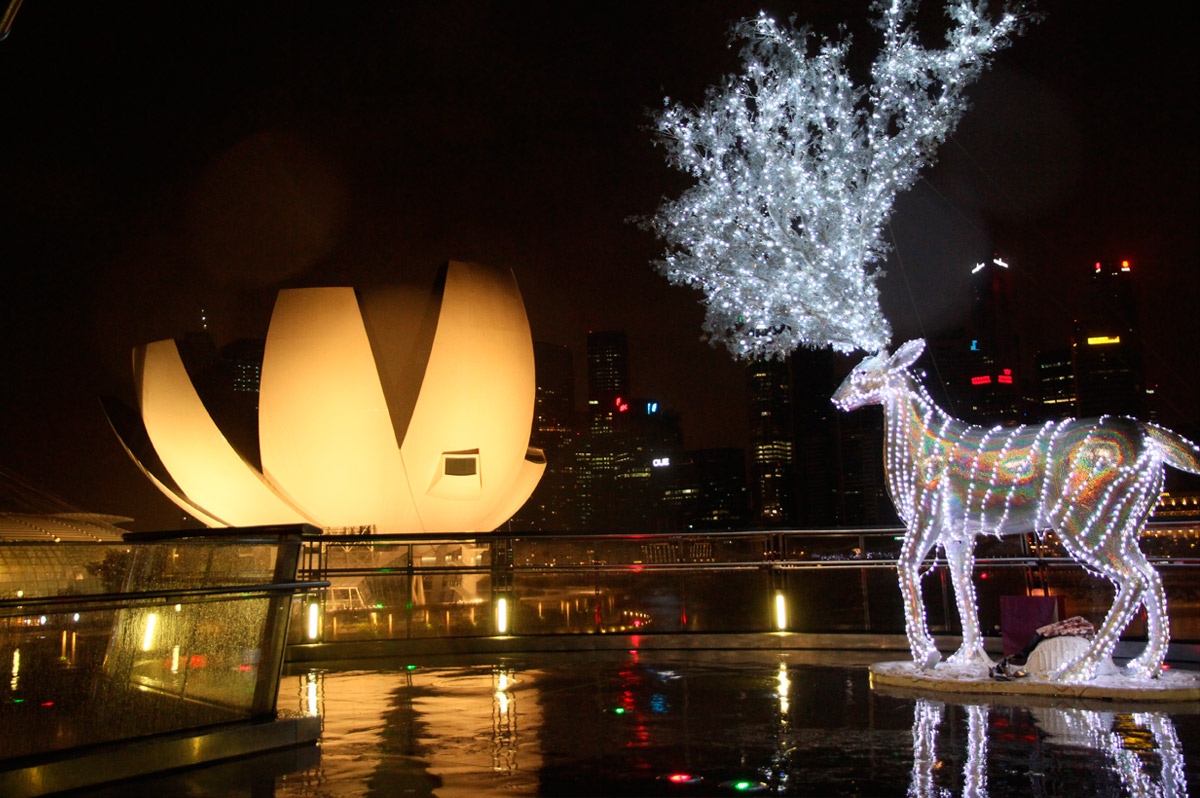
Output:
[1145, 423, 1200, 475]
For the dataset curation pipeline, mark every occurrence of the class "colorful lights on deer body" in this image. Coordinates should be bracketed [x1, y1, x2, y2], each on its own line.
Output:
[833, 338, 1200, 680]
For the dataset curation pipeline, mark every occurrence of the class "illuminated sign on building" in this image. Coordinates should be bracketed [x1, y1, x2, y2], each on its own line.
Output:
[971, 375, 991, 385]
[652, 457, 671, 468]
[1087, 335, 1121, 345]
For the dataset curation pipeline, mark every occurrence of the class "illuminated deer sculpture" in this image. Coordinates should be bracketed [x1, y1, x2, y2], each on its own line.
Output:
[832, 339, 1200, 681]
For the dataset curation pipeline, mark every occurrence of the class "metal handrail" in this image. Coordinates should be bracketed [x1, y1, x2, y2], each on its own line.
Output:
[0, 580, 330, 615]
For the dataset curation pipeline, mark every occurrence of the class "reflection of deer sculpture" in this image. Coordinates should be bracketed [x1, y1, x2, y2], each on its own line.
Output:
[833, 339, 1200, 680]
[908, 699, 1187, 798]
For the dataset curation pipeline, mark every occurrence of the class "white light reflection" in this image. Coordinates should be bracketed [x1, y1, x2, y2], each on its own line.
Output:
[907, 699, 1188, 797]
[10, 648, 19, 691]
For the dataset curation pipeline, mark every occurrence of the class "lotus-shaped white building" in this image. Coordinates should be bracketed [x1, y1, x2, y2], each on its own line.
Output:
[104, 261, 545, 533]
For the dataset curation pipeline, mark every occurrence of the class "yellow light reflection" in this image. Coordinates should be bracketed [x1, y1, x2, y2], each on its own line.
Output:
[307, 602, 320, 640]
[496, 597, 509, 635]
[774, 592, 787, 631]
[777, 663, 790, 716]
[142, 613, 158, 651]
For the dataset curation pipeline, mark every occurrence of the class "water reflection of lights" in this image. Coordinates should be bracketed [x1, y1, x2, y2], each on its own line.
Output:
[492, 668, 518, 772]
[303, 670, 322, 719]
[908, 698, 1187, 797]
[777, 663, 790, 717]
[10, 648, 19, 691]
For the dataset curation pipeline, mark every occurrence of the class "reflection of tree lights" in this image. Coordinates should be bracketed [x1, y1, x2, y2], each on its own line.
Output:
[777, 664, 790, 716]
[142, 613, 158, 651]
[10, 648, 19, 691]
[171, 645, 180, 674]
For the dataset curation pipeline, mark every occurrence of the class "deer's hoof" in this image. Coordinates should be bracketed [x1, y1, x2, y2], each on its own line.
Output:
[947, 646, 993, 672]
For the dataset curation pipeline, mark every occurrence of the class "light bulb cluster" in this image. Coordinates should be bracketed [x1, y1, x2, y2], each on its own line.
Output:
[832, 339, 1200, 681]
[646, 0, 1021, 358]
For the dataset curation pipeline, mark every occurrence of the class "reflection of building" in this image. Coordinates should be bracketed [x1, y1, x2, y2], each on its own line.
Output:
[104, 261, 545, 534]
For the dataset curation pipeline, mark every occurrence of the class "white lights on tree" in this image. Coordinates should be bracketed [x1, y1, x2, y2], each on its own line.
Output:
[647, 0, 1020, 358]
[832, 339, 1200, 681]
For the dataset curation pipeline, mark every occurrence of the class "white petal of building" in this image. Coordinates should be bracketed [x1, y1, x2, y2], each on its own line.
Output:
[105, 261, 545, 533]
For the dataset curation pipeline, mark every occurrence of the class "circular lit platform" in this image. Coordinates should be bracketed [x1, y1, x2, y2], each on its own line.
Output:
[869, 661, 1200, 702]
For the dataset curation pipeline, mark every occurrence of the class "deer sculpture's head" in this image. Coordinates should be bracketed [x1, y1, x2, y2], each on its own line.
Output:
[831, 338, 926, 411]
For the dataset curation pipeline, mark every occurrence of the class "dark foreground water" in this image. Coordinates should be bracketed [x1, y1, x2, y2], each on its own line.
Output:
[83, 649, 1198, 796]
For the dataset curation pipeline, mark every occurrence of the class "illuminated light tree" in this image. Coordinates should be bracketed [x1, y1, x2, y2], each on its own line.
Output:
[646, 0, 1022, 357]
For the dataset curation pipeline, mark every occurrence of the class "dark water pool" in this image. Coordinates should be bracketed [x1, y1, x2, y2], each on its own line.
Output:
[84, 649, 1198, 796]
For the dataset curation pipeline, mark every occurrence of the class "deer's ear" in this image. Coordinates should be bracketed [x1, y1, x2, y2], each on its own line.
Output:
[889, 339, 925, 369]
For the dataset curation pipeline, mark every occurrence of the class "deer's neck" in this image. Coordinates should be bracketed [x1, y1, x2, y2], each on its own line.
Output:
[881, 377, 955, 506]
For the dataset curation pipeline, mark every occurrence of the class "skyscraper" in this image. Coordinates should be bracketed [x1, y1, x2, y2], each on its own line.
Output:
[1074, 260, 1145, 418]
[586, 330, 630, 436]
[747, 357, 795, 525]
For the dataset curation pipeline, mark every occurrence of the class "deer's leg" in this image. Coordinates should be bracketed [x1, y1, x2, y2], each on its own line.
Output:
[898, 520, 941, 669]
[943, 537, 992, 670]
[1052, 576, 1142, 682]
[1127, 556, 1168, 678]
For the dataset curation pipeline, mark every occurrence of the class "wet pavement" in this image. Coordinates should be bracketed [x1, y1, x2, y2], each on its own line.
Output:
[80, 648, 1199, 796]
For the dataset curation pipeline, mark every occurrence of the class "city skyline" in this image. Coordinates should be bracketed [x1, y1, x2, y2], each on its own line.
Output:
[1, 1, 1196, 529]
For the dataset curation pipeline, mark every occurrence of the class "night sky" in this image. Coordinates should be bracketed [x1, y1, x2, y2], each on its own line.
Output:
[1, 1, 1196, 529]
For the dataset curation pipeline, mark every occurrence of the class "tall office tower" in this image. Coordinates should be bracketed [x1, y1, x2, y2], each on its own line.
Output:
[511, 342, 580, 531]
[660, 448, 750, 530]
[792, 350, 893, 526]
[1034, 347, 1076, 418]
[1074, 260, 1145, 418]
[748, 357, 796, 526]
[586, 330, 630, 435]
[926, 259, 1020, 424]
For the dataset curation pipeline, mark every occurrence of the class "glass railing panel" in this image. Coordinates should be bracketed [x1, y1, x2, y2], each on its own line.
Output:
[0, 531, 316, 764]
[1, 595, 271, 760]
[669, 571, 771, 633]
[511, 572, 602, 635]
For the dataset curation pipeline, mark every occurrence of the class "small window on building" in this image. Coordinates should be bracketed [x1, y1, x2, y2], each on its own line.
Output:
[444, 456, 477, 476]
